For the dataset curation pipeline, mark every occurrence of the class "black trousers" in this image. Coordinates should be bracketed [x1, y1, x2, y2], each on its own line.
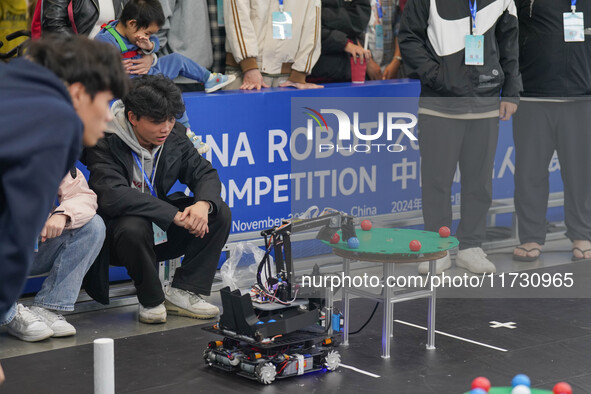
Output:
[513, 100, 591, 244]
[107, 201, 231, 307]
[418, 114, 499, 250]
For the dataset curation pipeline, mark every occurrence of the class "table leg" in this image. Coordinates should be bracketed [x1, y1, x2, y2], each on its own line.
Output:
[427, 259, 436, 350]
[382, 263, 394, 358]
[342, 258, 351, 347]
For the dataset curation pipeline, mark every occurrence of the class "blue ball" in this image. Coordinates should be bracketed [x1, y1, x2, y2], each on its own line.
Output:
[470, 389, 487, 394]
[347, 237, 360, 249]
[512, 374, 531, 388]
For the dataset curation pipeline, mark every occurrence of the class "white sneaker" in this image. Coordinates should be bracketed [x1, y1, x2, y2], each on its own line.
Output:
[139, 303, 167, 324]
[456, 247, 497, 274]
[6, 304, 53, 342]
[30, 306, 76, 337]
[418, 252, 452, 275]
[164, 287, 219, 319]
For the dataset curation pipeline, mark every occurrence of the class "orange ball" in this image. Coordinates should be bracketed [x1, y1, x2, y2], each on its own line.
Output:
[409, 240, 421, 251]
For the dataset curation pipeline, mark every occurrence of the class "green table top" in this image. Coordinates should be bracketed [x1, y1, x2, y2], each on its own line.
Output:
[322, 227, 458, 263]
[464, 388, 551, 394]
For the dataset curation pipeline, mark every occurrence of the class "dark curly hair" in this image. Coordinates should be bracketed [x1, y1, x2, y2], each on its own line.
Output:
[123, 75, 186, 123]
[26, 34, 129, 99]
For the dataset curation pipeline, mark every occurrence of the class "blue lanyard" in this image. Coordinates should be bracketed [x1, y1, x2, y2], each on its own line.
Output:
[131, 151, 159, 198]
[279, 0, 284, 12]
[571, 0, 577, 12]
[469, 0, 477, 31]
[376, 0, 383, 20]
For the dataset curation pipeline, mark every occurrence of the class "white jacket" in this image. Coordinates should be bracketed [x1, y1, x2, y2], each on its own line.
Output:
[223, 0, 321, 83]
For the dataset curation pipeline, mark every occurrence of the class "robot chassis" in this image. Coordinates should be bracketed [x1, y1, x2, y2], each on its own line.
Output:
[203, 212, 357, 384]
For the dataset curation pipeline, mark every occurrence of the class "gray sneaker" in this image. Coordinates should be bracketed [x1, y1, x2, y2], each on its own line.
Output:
[30, 306, 76, 337]
[6, 304, 53, 342]
[164, 287, 219, 319]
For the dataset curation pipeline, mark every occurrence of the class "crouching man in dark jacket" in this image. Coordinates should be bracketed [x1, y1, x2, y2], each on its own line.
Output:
[85, 75, 231, 324]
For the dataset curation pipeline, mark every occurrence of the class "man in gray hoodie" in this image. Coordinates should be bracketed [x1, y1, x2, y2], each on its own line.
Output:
[85, 75, 231, 323]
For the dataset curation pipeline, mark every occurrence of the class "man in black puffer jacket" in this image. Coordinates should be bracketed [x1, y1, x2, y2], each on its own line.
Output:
[84, 75, 231, 324]
[310, 0, 372, 82]
[399, 0, 522, 275]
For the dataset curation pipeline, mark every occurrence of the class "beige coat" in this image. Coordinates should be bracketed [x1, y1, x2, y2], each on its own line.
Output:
[223, 0, 321, 83]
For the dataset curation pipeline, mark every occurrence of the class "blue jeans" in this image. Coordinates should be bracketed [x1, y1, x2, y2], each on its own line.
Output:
[149, 53, 211, 84]
[0, 215, 105, 325]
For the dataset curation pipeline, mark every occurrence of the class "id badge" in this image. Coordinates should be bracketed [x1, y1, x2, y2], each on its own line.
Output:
[272, 11, 292, 40]
[217, 0, 224, 27]
[34, 237, 38, 253]
[376, 24, 384, 50]
[153, 222, 168, 245]
[564, 12, 584, 42]
[465, 34, 484, 66]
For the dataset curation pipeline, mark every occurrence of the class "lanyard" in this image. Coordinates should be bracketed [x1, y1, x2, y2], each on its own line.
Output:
[469, 0, 477, 32]
[376, 0, 383, 20]
[571, 0, 577, 13]
[279, 0, 284, 13]
[131, 151, 160, 198]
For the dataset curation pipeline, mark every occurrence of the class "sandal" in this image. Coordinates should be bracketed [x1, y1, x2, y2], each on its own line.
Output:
[572, 247, 591, 262]
[512, 246, 542, 262]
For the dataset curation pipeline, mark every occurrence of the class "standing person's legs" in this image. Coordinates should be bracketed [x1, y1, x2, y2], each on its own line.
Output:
[556, 101, 591, 261]
[454, 117, 499, 273]
[456, 117, 499, 249]
[417, 114, 465, 274]
[418, 114, 465, 232]
[513, 101, 556, 260]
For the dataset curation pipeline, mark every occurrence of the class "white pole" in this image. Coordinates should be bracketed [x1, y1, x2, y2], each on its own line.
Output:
[94, 338, 114, 394]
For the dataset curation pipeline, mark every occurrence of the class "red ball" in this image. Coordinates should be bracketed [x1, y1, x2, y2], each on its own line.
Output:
[553, 382, 572, 394]
[330, 233, 340, 244]
[439, 226, 451, 238]
[409, 240, 421, 251]
[361, 219, 372, 231]
[471, 377, 491, 392]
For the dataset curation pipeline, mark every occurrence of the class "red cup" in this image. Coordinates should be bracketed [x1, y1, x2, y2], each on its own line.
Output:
[350, 55, 367, 84]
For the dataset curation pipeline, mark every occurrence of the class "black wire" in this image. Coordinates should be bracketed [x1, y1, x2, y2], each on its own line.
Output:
[349, 301, 380, 335]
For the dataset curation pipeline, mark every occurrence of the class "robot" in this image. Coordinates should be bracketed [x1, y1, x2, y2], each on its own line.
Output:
[203, 212, 356, 384]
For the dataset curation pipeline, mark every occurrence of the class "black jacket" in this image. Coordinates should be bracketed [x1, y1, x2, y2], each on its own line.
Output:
[518, 0, 591, 97]
[82, 123, 223, 304]
[42, 0, 127, 36]
[310, 0, 371, 82]
[399, 0, 522, 113]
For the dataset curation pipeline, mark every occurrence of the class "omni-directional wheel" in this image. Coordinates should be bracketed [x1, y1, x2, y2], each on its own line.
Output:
[323, 350, 341, 371]
[203, 349, 213, 367]
[255, 362, 277, 384]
